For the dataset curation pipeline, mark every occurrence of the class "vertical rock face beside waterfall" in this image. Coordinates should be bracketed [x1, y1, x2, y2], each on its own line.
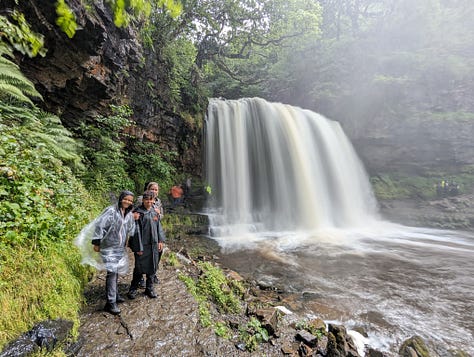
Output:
[6, 0, 202, 175]
[349, 115, 474, 175]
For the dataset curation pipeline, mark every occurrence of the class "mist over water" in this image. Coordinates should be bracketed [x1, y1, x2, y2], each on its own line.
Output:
[204, 98, 474, 355]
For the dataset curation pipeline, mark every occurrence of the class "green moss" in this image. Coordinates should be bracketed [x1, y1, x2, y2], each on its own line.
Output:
[371, 169, 474, 200]
[238, 317, 269, 352]
[178, 262, 244, 336]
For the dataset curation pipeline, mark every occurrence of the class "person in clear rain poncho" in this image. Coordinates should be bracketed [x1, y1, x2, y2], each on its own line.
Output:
[74, 190, 138, 315]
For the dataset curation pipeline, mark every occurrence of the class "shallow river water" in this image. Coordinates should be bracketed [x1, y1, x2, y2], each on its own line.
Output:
[205, 222, 474, 355]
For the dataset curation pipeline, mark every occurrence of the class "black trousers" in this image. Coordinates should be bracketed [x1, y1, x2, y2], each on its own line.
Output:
[130, 269, 155, 291]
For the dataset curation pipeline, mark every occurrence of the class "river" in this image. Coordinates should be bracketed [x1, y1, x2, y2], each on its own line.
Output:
[203, 223, 474, 355]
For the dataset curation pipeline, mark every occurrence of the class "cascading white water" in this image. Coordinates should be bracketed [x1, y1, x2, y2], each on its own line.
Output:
[205, 97, 379, 235]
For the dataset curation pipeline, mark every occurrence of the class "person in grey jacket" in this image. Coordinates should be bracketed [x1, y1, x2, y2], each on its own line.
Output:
[127, 190, 166, 299]
[90, 190, 138, 315]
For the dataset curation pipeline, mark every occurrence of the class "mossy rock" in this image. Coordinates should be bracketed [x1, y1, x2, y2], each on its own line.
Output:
[399, 335, 430, 357]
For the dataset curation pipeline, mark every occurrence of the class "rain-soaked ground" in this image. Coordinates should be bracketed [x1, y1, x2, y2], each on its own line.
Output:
[75, 250, 287, 357]
[76, 257, 237, 356]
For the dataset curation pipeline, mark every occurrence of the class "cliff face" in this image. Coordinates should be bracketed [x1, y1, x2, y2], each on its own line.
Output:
[8, 0, 201, 175]
[350, 116, 474, 176]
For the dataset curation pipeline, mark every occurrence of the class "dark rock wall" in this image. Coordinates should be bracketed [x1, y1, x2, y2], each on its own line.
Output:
[7, 0, 201, 176]
[351, 117, 474, 175]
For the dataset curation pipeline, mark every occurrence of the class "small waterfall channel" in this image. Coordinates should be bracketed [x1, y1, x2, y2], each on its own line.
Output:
[203, 97, 474, 355]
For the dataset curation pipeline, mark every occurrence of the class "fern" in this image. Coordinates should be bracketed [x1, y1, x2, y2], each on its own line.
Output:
[0, 103, 84, 173]
[0, 44, 42, 105]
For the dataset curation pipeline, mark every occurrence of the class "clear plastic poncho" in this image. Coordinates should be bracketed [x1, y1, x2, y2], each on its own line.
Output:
[74, 205, 136, 275]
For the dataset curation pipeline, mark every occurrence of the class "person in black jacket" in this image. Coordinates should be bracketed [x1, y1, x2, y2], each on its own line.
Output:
[127, 190, 166, 299]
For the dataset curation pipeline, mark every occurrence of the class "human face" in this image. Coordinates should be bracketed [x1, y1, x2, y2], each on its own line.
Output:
[143, 197, 154, 210]
[149, 184, 159, 196]
[121, 195, 134, 209]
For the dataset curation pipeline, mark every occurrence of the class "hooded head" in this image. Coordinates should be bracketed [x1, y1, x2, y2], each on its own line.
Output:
[118, 190, 135, 215]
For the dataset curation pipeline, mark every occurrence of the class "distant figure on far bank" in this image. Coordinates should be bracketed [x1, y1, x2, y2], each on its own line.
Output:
[436, 179, 460, 198]
[169, 184, 184, 206]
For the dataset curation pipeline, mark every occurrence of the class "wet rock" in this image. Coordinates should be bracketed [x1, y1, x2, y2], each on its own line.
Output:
[255, 308, 279, 336]
[351, 326, 369, 338]
[281, 342, 296, 355]
[399, 335, 430, 357]
[296, 330, 318, 347]
[0, 319, 73, 357]
[298, 342, 313, 356]
[327, 324, 360, 357]
[315, 335, 328, 356]
[225, 270, 244, 282]
[366, 347, 390, 357]
[308, 317, 327, 334]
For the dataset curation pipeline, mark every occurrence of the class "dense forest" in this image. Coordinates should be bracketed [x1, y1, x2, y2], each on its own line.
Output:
[1, 0, 473, 352]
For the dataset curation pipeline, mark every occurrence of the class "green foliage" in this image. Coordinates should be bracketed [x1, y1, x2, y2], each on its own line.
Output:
[163, 250, 179, 266]
[238, 317, 269, 352]
[423, 111, 474, 122]
[161, 38, 198, 109]
[196, 261, 242, 314]
[0, 104, 83, 173]
[196, 0, 322, 90]
[127, 141, 177, 195]
[214, 321, 231, 339]
[78, 105, 135, 196]
[178, 272, 212, 327]
[108, 0, 182, 27]
[295, 320, 326, 339]
[0, 44, 42, 105]
[0, 100, 100, 350]
[0, 11, 46, 57]
[0, 242, 91, 351]
[178, 261, 244, 335]
[55, 0, 78, 38]
[0, 121, 94, 248]
[371, 169, 474, 200]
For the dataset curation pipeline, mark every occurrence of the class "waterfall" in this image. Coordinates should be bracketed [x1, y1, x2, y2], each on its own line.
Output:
[204, 97, 379, 236]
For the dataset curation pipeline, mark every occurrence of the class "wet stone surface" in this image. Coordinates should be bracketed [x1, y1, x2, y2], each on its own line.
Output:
[79, 269, 220, 356]
[75, 253, 282, 356]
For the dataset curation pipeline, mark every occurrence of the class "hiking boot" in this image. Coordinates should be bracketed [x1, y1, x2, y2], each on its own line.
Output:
[104, 302, 120, 315]
[116, 294, 125, 304]
[138, 277, 146, 289]
[127, 289, 138, 300]
[145, 289, 157, 299]
[153, 276, 160, 284]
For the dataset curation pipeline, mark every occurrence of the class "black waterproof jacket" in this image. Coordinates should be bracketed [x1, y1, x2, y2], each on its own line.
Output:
[129, 205, 166, 274]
